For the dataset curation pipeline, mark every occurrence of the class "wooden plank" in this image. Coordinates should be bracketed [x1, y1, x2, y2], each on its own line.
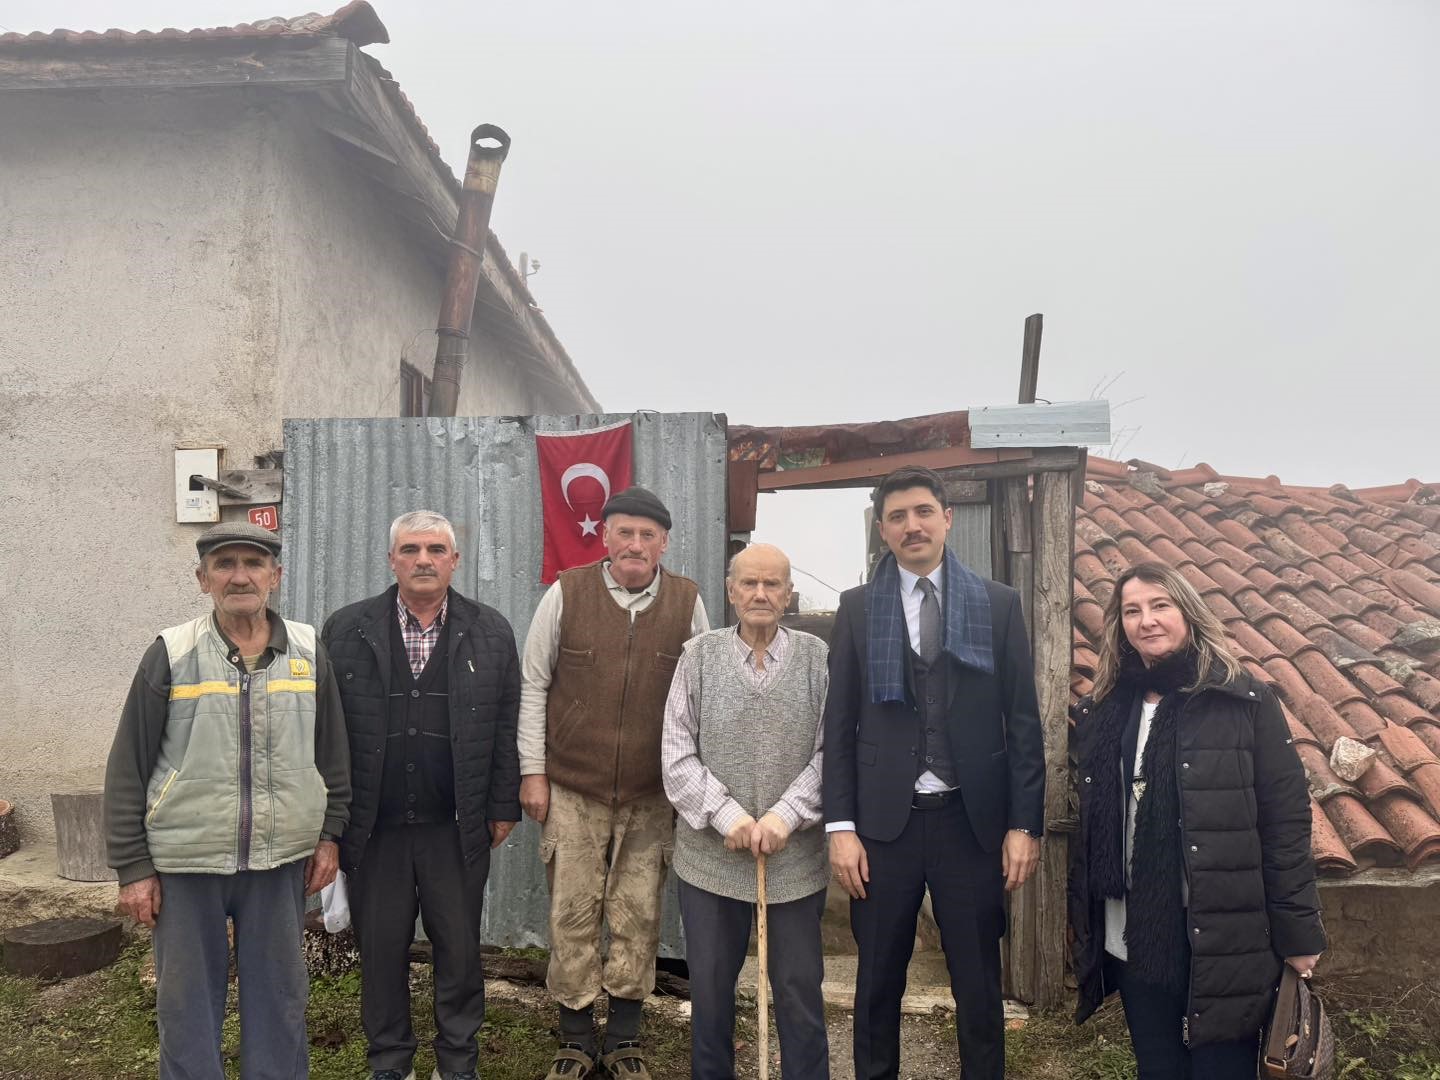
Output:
[1018, 313, 1043, 404]
[1003, 477, 1034, 632]
[727, 458, 760, 533]
[969, 401, 1111, 449]
[939, 477, 988, 505]
[1031, 468, 1078, 1010]
[756, 447, 1036, 491]
[0, 37, 351, 93]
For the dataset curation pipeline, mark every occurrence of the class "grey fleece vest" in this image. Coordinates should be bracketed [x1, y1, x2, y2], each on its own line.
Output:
[145, 614, 326, 875]
[671, 629, 830, 905]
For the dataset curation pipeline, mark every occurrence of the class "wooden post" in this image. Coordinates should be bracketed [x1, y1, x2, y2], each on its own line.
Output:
[1030, 468, 1077, 1010]
[1018, 313, 1043, 405]
[1000, 475, 1037, 1004]
[51, 791, 116, 882]
[0, 799, 18, 859]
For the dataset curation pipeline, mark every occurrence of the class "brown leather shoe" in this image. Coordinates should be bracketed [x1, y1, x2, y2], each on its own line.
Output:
[599, 1042, 652, 1080]
[545, 1045, 597, 1079]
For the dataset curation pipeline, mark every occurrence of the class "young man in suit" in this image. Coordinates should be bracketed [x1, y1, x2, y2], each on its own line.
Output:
[824, 466, 1045, 1080]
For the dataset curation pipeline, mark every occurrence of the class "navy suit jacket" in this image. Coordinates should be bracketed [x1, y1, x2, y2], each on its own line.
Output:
[821, 575, 1045, 850]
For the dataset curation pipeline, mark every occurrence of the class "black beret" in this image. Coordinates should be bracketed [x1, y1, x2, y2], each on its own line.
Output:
[601, 485, 672, 530]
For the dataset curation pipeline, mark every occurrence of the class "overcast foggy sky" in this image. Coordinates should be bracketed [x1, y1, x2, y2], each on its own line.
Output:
[8, 1, 1438, 601]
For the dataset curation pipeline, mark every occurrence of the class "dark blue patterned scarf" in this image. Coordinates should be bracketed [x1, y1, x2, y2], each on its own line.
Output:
[867, 548, 994, 704]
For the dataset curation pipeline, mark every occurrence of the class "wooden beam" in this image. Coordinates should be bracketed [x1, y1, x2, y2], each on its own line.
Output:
[1001, 475, 1036, 1005]
[1031, 468, 1078, 1010]
[756, 447, 1083, 492]
[1018, 313, 1043, 404]
[727, 458, 760, 533]
[0, 37, 351, 93]
[755, 447, 1036, 491]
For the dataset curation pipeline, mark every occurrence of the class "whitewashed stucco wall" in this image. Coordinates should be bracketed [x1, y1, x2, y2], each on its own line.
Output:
[0, 90, 587, 843]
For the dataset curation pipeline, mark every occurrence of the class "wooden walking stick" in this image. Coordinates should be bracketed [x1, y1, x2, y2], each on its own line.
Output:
[757, 852, 769, 1080]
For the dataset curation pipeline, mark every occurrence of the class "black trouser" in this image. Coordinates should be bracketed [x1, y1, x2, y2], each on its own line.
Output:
[678, 879, 829, 1080]
[1103, 953, 1260, 1080]
[350, 820, 491, 1075]
[850, 794, 1005, 1080]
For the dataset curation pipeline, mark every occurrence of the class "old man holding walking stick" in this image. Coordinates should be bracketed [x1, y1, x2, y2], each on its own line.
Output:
[662, 543, 831, 1080]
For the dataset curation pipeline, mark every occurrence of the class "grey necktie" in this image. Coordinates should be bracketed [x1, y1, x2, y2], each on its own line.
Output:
[917, 577, 941, 665]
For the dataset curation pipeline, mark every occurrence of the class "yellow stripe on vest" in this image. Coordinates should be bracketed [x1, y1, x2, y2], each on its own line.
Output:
[267, 679, 317, 695]
[169, 681, 239, 701]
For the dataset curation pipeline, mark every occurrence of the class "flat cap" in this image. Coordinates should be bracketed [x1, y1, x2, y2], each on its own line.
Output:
[601, 485, 671, 530]
[196, 521, 282, 560]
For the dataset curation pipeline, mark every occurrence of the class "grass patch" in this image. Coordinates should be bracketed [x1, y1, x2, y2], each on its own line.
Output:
[2, 942, 1438, 1080]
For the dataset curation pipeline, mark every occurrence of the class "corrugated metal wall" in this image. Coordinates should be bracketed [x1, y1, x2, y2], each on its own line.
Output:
[281, 413, 728, 951]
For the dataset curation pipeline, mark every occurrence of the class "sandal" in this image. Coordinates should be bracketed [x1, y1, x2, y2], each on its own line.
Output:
[545, 1045, 597, 1079]
[599, 1042, 651, 1080]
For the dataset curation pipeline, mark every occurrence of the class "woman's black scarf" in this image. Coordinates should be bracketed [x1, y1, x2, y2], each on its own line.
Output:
[1085, 645, 1198, 993]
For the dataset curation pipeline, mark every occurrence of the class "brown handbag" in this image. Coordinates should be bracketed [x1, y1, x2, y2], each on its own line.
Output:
[1260, 967, 1335, 1079]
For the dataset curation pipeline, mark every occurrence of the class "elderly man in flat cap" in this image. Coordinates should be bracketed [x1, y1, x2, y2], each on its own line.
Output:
[104, 521, 350, 1080]
[519, 486, 709, 1080]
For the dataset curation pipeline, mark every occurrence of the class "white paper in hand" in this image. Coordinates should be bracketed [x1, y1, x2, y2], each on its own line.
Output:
[320, 870, 351, 933]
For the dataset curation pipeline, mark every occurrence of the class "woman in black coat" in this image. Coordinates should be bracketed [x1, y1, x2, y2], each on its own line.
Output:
[1069, 560, 1326, 1079]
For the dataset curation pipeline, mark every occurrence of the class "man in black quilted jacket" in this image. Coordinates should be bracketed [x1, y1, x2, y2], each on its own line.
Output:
[323, 510, 522, 1080]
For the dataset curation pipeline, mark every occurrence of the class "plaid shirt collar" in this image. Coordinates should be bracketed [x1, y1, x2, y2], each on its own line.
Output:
[396, 592, 448, 676]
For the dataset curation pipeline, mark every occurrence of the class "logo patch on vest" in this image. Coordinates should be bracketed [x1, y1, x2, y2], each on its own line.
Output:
[289, 657, 312, 677]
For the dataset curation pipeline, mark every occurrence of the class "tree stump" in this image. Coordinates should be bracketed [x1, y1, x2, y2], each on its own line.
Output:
[1, 917, 123, 979]
[0, 799, 18, 859]
[50, 791, 116, 882]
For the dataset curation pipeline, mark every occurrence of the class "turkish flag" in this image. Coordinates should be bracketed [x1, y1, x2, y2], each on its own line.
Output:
[536, 420, 635, 583]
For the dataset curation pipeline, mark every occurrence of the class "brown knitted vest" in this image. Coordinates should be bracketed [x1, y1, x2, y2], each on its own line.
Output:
[545, 561, 699, 804]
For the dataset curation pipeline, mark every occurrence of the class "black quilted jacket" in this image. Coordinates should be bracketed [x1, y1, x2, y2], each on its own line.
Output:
[1069, 671, 1327, 1047]
[321, 585, 521, 872]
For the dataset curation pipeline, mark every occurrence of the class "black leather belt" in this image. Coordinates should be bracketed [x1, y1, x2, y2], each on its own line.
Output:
[911, 789, 957, 811]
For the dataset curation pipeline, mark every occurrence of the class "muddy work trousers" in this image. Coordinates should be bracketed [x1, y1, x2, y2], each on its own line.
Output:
[541, 783, 673, 1010]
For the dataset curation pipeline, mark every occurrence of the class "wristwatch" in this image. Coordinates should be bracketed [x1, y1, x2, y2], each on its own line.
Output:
[1010, 828, 1041, 839]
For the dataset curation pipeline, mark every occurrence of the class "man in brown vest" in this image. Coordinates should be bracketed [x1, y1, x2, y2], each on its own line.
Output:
[519, 486, 708, 1080]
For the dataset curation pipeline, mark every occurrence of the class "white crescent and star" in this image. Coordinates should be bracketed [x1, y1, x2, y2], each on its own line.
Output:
[559, 462, 611, 539]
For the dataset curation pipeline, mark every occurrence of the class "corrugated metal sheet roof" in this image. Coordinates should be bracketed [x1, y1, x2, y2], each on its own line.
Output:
[281, 412, 728, 949]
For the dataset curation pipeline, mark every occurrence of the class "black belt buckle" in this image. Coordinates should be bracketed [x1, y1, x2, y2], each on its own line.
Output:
[911, 790, 953, 811]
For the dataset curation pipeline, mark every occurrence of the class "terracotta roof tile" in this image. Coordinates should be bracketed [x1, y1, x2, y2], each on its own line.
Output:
[1230, 622, 1282, 664]
[1407, 671, 1440, 712]
[1256, 615, 1319, 658]
[1299, 560, 1351, 590]
[1204, 593, 1245, 624]
[1413, 722, 1440, 758]
[1412, 763, 1440, 820]
[1385, 570, 1440, 613]
[1290, 691, 1360, 748]
[1336, 700, 1389, 739]
[0, 3, 390, 49]
[1323, 794, 1403, 864]
[1077, 457, 1440, 876]
[1261, 658, 1314, 706]
[1176, 509, 1229, 546]
[1372, 795, 1440, 867]
[1354, 757, 1418, 801]
[1310, 802, 1360, 873]
[1295, 585, 1350, 621]
[1375, 724, 1439, 773]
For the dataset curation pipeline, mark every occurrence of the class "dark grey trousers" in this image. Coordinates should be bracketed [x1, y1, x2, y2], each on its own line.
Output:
[679, 878, 829, 1080]
[350, 820, 491, 1074]
[153, 862, 308, 1080]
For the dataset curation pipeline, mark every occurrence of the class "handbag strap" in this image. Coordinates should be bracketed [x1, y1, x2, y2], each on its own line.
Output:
[1263, 966, 1302, 1071]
